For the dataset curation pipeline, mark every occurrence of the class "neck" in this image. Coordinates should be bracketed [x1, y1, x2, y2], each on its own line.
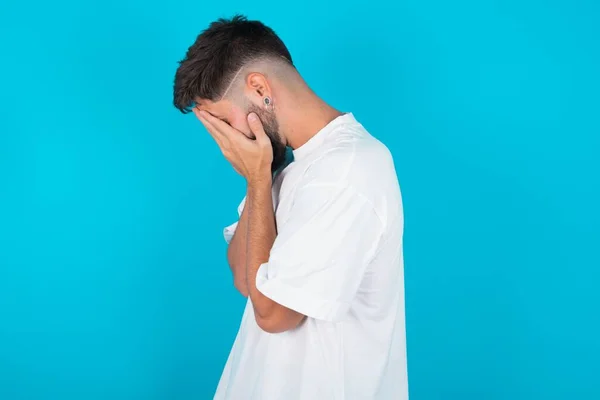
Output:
[278, 89, 343, 150]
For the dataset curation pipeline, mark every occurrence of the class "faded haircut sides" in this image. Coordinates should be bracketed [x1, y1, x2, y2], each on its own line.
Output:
[173, 15, 294, 114]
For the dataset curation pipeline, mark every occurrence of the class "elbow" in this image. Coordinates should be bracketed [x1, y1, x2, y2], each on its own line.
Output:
[255, 315, 288, 334]
[254, 310, 305, 334]
[234, 278, 249, 298]
[227, 255, 248, 297]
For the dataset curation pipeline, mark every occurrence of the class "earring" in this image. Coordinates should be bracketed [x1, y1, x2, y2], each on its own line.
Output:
[264, 97, 272, 109]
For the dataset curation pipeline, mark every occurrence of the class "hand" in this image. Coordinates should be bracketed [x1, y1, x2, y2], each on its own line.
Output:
[194, 109, 273, 183]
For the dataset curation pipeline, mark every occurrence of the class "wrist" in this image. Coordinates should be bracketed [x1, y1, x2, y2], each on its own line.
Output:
[247, 169, 272, 187]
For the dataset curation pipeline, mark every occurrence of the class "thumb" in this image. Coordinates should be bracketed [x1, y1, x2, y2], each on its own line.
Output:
[247, 113, 269, 144]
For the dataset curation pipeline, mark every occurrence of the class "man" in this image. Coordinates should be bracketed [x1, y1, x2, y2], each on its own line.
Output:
[173, 15, 408, 400]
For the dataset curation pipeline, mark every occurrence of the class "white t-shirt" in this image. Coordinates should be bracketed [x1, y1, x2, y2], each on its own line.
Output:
[215, 113, 407, 400]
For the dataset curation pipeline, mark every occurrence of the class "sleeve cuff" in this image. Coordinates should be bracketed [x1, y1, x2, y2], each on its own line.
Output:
[255, 263, 349, 322]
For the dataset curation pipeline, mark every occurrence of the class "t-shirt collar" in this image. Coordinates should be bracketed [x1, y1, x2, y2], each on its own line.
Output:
[292, 113, 355, 161]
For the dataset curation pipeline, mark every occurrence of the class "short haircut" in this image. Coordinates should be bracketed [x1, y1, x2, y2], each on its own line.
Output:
[173, 15, 294, 113]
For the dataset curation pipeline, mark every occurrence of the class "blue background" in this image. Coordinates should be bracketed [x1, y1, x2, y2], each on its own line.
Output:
[1, 0, 599, 399]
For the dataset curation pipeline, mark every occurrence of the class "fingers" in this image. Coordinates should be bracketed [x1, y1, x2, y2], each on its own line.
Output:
[247, 113, 269, 146]
[194, 109, 263, 154]
[195, 108, 247, 144]
[193, 108, 224, 145]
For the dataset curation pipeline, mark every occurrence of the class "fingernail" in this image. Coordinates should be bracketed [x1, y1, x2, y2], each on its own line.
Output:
[248, 113, 258, 122]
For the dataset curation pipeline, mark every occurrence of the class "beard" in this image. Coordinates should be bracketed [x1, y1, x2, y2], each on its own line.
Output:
[247, 104, 287, 173]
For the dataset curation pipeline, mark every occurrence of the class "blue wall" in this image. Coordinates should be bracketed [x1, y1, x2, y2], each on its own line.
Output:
[0, 1, 598, 399]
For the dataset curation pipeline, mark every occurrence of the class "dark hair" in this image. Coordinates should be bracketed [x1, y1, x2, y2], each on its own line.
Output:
[173, 15, 293, 113]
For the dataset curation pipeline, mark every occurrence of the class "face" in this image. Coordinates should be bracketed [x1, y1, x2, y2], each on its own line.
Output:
[195, 98, 287, 172]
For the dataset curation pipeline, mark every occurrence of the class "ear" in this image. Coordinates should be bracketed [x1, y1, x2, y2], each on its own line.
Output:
[245, 72, 271, 101]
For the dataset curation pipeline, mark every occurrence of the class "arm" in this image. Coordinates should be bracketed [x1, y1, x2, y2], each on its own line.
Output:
[227, 201, 249, 297]
[194, 110, 357, 332]
[245, 174, 305, 333]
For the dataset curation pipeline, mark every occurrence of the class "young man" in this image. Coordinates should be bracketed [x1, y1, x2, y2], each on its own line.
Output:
[173, 15, 408, 400]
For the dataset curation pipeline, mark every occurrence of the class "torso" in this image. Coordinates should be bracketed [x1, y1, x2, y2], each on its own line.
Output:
[215, 114, 408, 400]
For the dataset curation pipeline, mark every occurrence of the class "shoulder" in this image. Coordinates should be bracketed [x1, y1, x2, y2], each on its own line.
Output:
[301, 123, 396, 192]
[292, 121, 402, 227]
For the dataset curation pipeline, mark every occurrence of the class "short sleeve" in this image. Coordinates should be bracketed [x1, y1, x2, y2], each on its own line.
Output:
[223, 197, 246, 244]
[256, 184, 384, 322]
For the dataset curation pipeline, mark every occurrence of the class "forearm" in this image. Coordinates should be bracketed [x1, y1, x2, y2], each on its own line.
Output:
[245, 175, 305, 333]
[227, 200, 250, 297]
[245, 175, 278, 316]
